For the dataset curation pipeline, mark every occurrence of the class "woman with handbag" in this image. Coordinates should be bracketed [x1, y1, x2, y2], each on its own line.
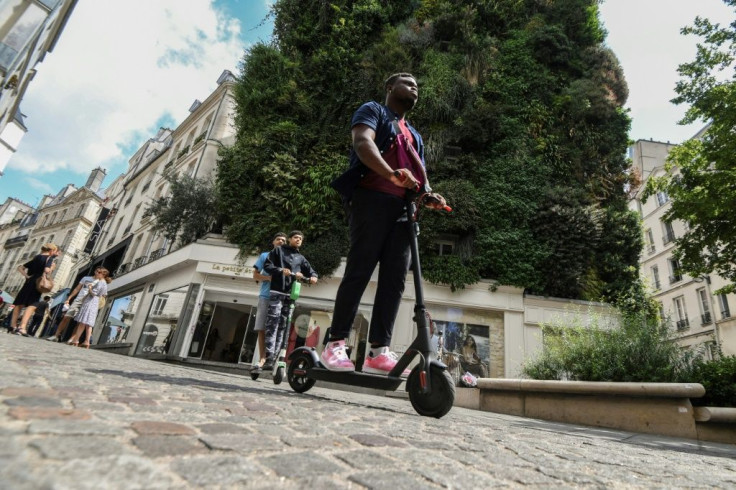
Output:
[66, 267, 111, 348]
[11, 243, 59, 336]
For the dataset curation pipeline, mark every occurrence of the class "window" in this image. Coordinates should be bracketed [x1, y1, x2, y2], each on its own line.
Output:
[697, 288, 712, 325]
[51, 212, 58, 223]
[75, 204, 86, 218]
[152, 294, 169, 315]
[718, 294, 731, 319]
[668, 258, 682, 284]
[656, 191, 669, 206]
[646, 229, 655, 254]
[651, 265, 661, 290]
[59, 209, 67, 222]
[662, 221, 675, 245]
[673, 296, 688, 330]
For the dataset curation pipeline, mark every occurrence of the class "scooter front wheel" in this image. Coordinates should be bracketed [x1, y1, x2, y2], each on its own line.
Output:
[288, 351, 316, 393]
[273, 365, 285, 385]
[407, 365, 455, 418]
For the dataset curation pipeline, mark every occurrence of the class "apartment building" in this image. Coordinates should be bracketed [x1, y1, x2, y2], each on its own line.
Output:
[0, 0, 78, 176]
[629, 136, 736, 357]
[0, 167, 106, 297]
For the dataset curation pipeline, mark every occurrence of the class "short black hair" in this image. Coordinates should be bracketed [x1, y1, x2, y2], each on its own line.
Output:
[288, 230, 304, 239]
[273, 232, 286, 241]
[384, 72, 415, 90]
[43, 296, 51, 300]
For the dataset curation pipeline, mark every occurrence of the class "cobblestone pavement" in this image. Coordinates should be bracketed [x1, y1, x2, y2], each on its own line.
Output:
[1, 335, 735, 489]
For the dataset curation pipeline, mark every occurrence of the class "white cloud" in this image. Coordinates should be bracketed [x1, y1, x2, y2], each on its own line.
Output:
[8, 0, 245, 175]
[24, 177, 54, 194]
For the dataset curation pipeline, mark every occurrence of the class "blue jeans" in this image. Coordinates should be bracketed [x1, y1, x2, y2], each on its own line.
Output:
[263, 292, 294, 362]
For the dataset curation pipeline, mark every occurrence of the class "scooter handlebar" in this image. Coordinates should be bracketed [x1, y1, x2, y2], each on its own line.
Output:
[392, 170, 452, 213]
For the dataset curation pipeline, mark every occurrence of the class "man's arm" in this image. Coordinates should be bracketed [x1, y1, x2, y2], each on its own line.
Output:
[352, 125, 419, 189]
[65, 283, 84, 304]
[253, 254, 270, 281]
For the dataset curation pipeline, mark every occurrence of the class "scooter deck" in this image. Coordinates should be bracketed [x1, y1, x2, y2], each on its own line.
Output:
[306, 366, 404, 391]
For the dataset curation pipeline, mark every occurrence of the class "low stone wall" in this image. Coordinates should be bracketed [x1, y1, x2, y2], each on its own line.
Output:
[694, 407, 736, 444]
[474, 379, 712, 441]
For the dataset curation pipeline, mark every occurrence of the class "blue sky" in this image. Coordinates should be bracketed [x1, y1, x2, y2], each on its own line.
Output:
[1, 1, 734, 207]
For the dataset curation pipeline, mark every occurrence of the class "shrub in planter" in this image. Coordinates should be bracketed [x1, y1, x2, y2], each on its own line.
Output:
[684, 355, 736, 407]
[522, 311, 697, 382]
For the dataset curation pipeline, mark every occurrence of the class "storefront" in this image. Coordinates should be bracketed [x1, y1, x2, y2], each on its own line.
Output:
[92, 236, 617, 379]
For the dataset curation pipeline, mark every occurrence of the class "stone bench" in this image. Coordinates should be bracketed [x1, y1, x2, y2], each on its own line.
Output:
[471, 379, 707, 440]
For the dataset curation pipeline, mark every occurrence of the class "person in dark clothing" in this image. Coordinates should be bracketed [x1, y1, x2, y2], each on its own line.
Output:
[26, 296, 51, 337]
[12, 243, 60, 336]
[323, 73, 446, 375]
[261, 230, 318, 370]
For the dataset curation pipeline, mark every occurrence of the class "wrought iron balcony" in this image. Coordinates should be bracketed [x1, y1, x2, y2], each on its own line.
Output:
[669, 274, 683, 284]
[701, 313, 712, 325]
[676, 319, 690, 331]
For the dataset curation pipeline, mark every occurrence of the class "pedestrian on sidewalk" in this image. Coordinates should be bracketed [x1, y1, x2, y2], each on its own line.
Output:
[12, 243, 60, 336]
[67, 268, 111, 348]
[324, 72, 446, 375]
[252, 232, 287, 369]
[261, 230, 318, 370]
[26, 295, 51, 337]
[45, 270, 98, 342]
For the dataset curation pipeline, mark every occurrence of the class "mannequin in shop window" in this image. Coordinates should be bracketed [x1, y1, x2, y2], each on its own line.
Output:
[459, 335, 488, 378]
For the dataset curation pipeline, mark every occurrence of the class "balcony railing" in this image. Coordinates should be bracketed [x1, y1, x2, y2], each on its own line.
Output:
[4, 235, 28, 248]
[647, 245, 656, 255]
[669, 274, 683, 284]
[722, 309, 732, 320]
[148, 248, 166, 262]
[701, 313, 712, 325]
[663, 232, 676, 245]
[116, 263, 130, 276]
[123, 225, 132, 235]
[132, 256, 147, 270]
[676, 319, 690, 331]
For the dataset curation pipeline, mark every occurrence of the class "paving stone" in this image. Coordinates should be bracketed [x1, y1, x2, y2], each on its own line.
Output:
[131, 421, 196, 435]
[258, 451, 344, 478]
[199, 433, 284, 452]
[3, 396, 64, 408]
[349, 433, 410, 448]
[30, 435, 133, 459]
[196, 422, 252, 435]
[38, 455, 176, 489]
[108, 396, 159, 406]
[8, 407, 92, 421]
[334, 449, 396, 470]
[133, 435, 209, 457]
[1, 387, 58, 397]
[349, 469, 443, 490]
[170, 455, 269, 486]
[27, 419, 127, 436]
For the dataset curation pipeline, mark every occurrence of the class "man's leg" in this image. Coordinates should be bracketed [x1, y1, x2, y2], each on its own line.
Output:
[49, 315, 72, 341]
[329, 189, 403, 341]
[262, 294, 284, 368]
[272, 298, 293, 358]
[10, 307, 21, 330]
[369, 219, 411, 347]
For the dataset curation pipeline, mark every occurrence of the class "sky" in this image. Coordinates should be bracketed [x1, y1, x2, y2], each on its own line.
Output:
[1, 0, 734, 207]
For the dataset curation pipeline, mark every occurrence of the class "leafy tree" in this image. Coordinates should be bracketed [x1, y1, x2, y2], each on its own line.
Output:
[646, 1, 736, 293]
[143, 174, 219, 247]
[218, 0, 642, 304]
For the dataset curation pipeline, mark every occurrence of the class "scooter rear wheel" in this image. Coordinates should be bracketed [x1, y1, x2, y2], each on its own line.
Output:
[273, 366, 285, 385]
[407, 365, 455, 418]
[288, 351, 316, 393]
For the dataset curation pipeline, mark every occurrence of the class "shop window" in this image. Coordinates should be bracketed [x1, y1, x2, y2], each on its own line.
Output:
[427, 305, 503, 385]
[135, 285, 189, 356]
[97, 289, 144, 346]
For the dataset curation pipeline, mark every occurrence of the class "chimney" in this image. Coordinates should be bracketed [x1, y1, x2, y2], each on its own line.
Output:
[85, 167, 107, 192]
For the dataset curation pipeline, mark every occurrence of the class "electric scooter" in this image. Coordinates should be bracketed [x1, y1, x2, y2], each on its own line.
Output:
[251, 273, 309, 384]
[286, 188, 456, 418]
